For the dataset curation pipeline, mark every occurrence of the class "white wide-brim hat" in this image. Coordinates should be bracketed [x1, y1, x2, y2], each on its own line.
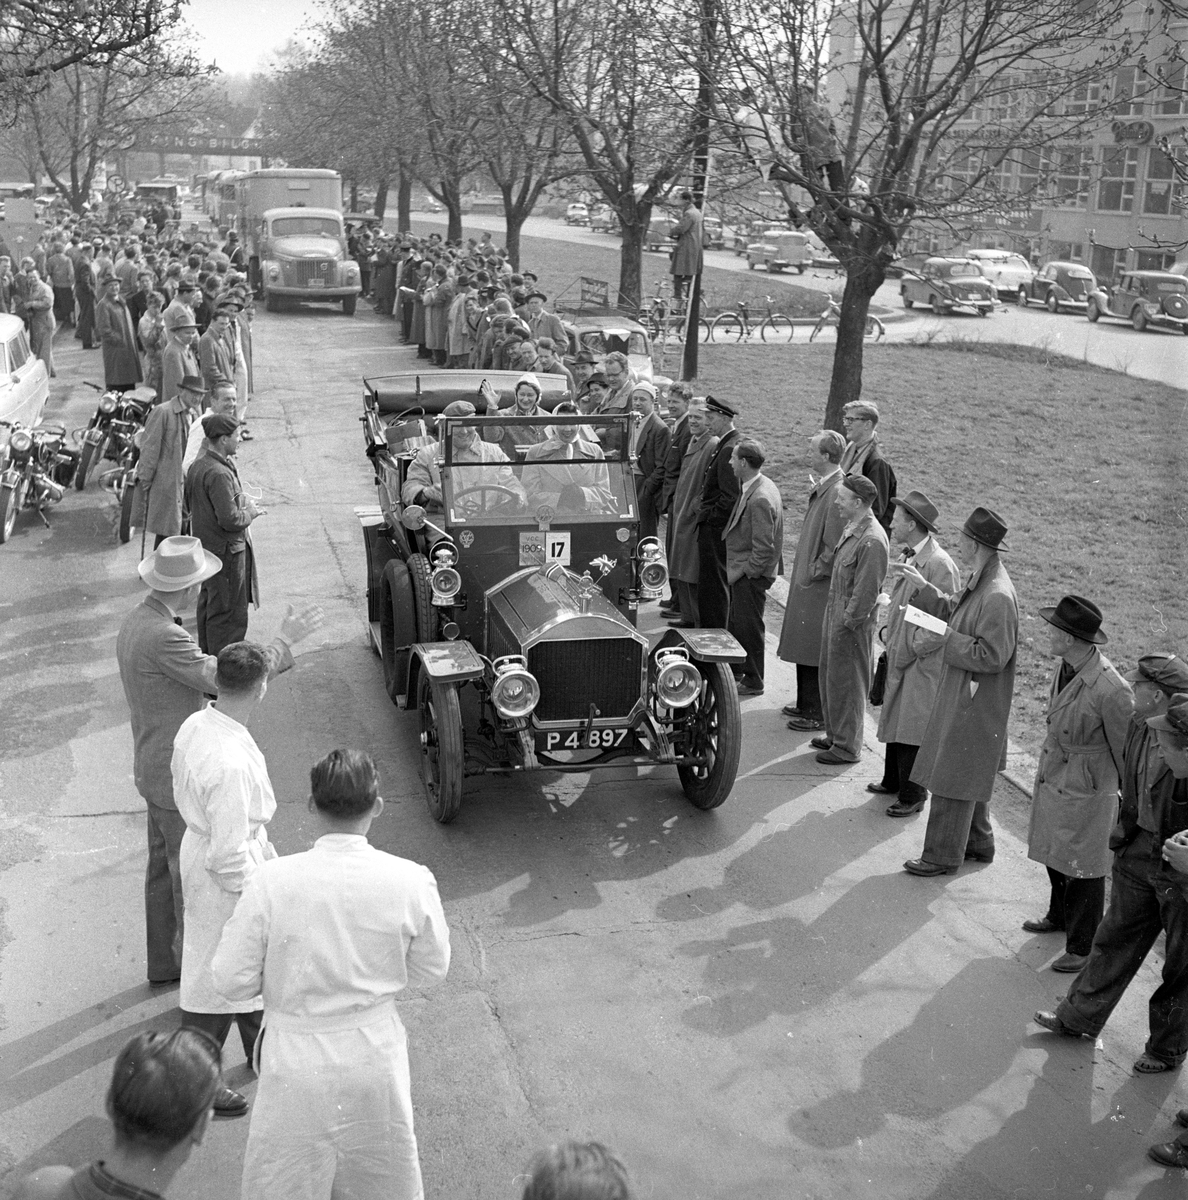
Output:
[138, 535, 222, 591]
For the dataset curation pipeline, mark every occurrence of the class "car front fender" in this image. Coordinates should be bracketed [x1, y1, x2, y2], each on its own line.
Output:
[412, 641, 484, 683]
[652, 626, 746, 664]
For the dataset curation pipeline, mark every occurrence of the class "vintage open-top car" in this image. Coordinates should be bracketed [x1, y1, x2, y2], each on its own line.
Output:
[356, 370, 746, 823]
[1086, 270, 1188, 332]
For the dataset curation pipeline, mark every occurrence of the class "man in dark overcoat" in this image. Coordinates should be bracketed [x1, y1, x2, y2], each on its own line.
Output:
[95, 275, 143, 391]
[630, 382, 672, 543]
[840, 400, 895, 532]
[668, 190, 704, 301]
[695, 396, 740, 631]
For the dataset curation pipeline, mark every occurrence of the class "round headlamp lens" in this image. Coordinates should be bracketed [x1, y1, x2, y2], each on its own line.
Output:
[9, 430, 32, 454]
[656, 653, 702, 708]
[99, 395, 117, 413]
[491, 668, 539, 718]
[430, 566, 461, 602]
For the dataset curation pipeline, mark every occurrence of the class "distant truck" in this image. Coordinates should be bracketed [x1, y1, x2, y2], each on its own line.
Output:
[234, 168, 362, 315]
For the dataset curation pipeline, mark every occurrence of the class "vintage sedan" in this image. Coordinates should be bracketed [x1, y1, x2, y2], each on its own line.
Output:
[356, 371, 746, 823]
[1086, 270, 1188, 332]
[1016, 261, 1096, 313]
[962, 249, 1034, 298]
[900, 258, 995, 315]
[565, 202, 590, 226]
[561, 314, 673, 393]
[745, 229, 810, 273]
[0, 314, 49, 439]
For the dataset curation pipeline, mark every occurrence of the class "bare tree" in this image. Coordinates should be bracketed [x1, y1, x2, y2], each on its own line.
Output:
[720, 0, 1142, 426]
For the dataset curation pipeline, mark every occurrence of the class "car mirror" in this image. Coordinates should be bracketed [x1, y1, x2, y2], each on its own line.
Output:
[401, 505, 427, 530]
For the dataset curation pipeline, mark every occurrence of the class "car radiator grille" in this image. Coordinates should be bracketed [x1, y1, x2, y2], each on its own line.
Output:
[289, 259, 334, 285]
[529, 638, 643, 722]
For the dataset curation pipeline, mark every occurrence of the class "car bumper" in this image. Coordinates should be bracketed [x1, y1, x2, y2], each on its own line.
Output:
[1150, 314, 1188, 330]
[266, 285, 361, 298]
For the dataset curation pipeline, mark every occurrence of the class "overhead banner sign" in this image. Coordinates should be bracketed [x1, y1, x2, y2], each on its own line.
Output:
[136, 133, 267, 154]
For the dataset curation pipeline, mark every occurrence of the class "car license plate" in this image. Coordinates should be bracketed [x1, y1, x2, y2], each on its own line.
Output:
[306, 278, 325, 287]
[536, 727, 638, 755]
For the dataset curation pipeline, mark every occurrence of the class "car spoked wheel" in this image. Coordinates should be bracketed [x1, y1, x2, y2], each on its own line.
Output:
[677, 662, 742, 810]
[418, 672, 464, 823]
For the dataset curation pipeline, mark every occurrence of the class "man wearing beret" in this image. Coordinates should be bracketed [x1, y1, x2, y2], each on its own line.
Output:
[840, 400, 896, 532]
[695, 396, 741, 630]
[1024, 597, 1133, 973]
[813, 473, 889, 764]
[1035, 661, 1188, 1085]
[871, 490, 959, 810]
[897, 506, 1018, 874]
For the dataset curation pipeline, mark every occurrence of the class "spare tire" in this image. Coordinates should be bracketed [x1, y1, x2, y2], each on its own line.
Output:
[1163, 292, 1188, 319]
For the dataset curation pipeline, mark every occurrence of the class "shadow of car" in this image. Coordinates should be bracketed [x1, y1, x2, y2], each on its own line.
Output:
[1086, 270, 1188, 333]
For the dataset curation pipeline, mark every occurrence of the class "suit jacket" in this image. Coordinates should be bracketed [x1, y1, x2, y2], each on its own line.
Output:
[116, 595, 291, 808]
[186, 449, 253, 558]
[198, 327, 235, 390]
[697, 427, 741, 528]
[633, 410, 671, 501]
[660, 412, 692, 511]
[528, 310, 567, 346]
[521, 438, 613, 512]
[131, 396, 194, 537]
[842, 436, 895, 531]
[724, 474, 784, 583]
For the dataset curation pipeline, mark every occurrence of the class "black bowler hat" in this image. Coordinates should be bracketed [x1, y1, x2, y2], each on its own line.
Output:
[961, 506, 1009, 552]
[705, 394, 736, 417]
[890, 488, 939, 533]
[1040, 595, 1107, 645]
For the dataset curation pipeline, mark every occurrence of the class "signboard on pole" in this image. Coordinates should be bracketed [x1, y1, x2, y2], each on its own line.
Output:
[579, 276, 609, 308]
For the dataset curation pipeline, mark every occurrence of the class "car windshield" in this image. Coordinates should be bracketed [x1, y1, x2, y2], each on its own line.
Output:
[270, 217, 342, 237]
[442, 415, 636, 526]
[939, 263, 982, 277]
[578, 329, 649, 357]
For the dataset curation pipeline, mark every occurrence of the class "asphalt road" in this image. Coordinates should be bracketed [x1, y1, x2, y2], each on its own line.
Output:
[1, 294, 1186, 1200]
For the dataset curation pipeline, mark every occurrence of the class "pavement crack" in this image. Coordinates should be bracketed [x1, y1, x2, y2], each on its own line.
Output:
[52, 810, 143, 819]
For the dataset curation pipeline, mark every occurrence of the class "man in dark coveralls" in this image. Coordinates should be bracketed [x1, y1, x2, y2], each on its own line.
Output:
[695, 396, 741, 631]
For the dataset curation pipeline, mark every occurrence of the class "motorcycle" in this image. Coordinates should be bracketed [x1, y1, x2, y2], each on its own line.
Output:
[74, 384, 154, 491]
[98, 427, 142, 545]
[0, 420, 80, 543]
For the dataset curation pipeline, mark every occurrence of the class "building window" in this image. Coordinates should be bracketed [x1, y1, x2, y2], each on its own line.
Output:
[1115, 65, 1146, 115]
[1048, 241, 1085, 263]
[1097, 147, 1138, 212]
[1091, 244, 1123, 281]
[1157, 63, 1187, 116]
[1048, 146, 1092, 208]
[1135, 249, 1177, 269]
[1064, 80, 1104, 115]
[1143, 147, 1184, 215]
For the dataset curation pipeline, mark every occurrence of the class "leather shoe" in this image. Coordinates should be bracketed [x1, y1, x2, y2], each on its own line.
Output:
[736, 682, 765, 697]
[781, 703, 802, 717]
[666, 619, 695, 628]
[1135, 1053, 1177, 1074]
[787, 715, 825, 731]
[1051, 952, 1089, 973]
[964, 850, 994, 863]
[816, 749, 854, 765]
[886, 800, 926, 817]
[1148, 1141, 1188, 1168]
[1022, 917, 1063, 934]
[1033, 1010, 1084, 1037]
[902, 858, 957, 876]
[809, 735, 832, 751]
[147, 975, 180, 988]
[212, 1086, 249, 1117]
[866, 782, 897, 794]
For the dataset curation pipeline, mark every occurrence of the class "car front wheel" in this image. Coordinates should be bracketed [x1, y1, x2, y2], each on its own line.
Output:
[677, 662, 742, 810]
[1132, 307, 1148, 332]
[1017, 287, 1029, 307]
[1046, 293, 1061, 314]
[902, 291, 914, 309]
[1086, 299, 1101, 322]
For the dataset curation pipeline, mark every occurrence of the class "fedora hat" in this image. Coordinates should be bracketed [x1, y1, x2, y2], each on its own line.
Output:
[138, 536, 221, 591]
[890, 488, 939, 533]
[178, 375, 206, 394]
[1040, 594, 1107, 644]
[960, 506, 1009, 552]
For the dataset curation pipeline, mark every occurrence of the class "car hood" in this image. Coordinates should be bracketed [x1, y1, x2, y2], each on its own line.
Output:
[271, 236, 344, 258]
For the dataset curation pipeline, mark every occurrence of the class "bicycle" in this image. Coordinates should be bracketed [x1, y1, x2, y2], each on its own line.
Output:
[808, 296, 885, 342]
[631, 282, 712, 345]
[708, 295, 794, 343]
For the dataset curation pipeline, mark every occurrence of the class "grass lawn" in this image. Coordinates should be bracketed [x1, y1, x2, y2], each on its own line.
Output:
[690, 340, 1188, 756]
[407, 218, 836, 318]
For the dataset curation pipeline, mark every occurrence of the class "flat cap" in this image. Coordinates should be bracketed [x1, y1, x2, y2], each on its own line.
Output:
[1124, 653, 1188, 695]
[842, 474, 878, 503]
[1147, 693, 1188, 737]
[204, 413, 241, 439]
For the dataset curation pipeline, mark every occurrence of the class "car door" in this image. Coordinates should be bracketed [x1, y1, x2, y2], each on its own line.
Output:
[1038, 264, 1056, 300]
[1111, 275, 1136, 317]
[1, 327, 47, 429]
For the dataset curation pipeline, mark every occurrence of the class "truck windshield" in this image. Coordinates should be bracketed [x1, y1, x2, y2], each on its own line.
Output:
[270, 217, 342, 237]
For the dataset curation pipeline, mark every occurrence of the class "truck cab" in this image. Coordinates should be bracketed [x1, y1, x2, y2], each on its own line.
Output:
[250, 208, 361, 315]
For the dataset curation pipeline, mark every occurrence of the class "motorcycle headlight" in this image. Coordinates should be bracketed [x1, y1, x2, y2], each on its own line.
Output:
[490, 655, 539, 719]
[655, 648, 702, 708]
[9, 429, 32, 455]
[430, 565, 462, 605]
[99, 395, 117, 413]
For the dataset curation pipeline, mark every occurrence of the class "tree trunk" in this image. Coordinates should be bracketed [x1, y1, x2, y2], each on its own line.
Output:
[349, 181, 359, 211]
[397, 173, 411, 232]
[616, 200, 651, 309]
[824, 266, 883, 431]
[504, 209, 525, 271]
[374, 177, 389, 219]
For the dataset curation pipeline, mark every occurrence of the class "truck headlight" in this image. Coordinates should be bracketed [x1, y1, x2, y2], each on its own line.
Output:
[345, 261, 359, 278]
[268, 265, 279, 280]
[430, 565, 461, 605]
[655, 648, 702, 708]
[490, 655, 539, 718]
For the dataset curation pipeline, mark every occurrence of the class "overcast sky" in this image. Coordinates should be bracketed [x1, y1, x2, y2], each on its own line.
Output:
[186, 0, 314, 75]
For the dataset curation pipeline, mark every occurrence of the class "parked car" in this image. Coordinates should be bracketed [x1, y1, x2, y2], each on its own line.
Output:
[356, 372, 747, 823]
[561, 314, 672, 393]
[733, 219, 786, 255]
[963, 249, 1034, 298]
[746, 230, 811, 273]
[702, 216, 726, 250]
[805, 231, 840, 269]
[565, 202, 590, 226]
[1016, 261, 1096, 313]
[1086, 270, 1188, 332]
[644, 215, 678, 252]
[590, 205, 619, 234]
[0, 314, 49, 440]
[900, 258, 995, 315]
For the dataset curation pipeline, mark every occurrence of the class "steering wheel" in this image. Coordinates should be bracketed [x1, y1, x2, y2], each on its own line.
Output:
[452, 484, 524, 518]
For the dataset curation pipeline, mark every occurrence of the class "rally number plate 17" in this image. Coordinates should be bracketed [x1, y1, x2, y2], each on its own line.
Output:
[535, 727, 638, 755]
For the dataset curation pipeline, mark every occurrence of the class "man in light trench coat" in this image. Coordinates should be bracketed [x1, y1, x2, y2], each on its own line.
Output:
[899, 506, 1019, 876]
[131, 375, 206, 548]
[871, 490, 960, 815]
[1024, 595, 1133, 972]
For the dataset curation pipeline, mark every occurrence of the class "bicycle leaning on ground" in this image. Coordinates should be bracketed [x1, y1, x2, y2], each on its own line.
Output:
[808, 296, 886, 342]
[631, 282, 712, 345]
[708, 295, 794, 343]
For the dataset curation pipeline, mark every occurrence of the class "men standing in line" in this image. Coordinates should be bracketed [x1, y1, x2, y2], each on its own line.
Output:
[1024, 596, 1133, 972]
[186, 416, 265, 656]
[695, 396, 741, 630]
[870, 490, 960, 814]
[174, 642, 280, 1119]
[163, 278, 200, 334]
[116, 536, 323, 986]
[161, 317, 200, 413]
[839, 400, 895, 532]
[131, 376, 206, 549]
[183, 384, 239, 475]
[814, 475, 889, 764]
[724, 438, 784, 697]
[96, 275, 143, 392]
[668, 189, 704, 302]
[198, 305, 236, 393]
[45, 241, 75, 326]
[900, 507, 1018, 875]
[212, 749, 451, 1200]
[630, 382, 672, 542]
[1033, 659, 1188, 1081]
[778, 430, 847, 732]
[668, 398, 717, 628]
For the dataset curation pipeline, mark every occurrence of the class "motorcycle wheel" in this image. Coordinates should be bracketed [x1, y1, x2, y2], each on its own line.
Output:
[75, 435, 105, 490]
[118, 479, 135, 544]
[0, 478, 26, 544]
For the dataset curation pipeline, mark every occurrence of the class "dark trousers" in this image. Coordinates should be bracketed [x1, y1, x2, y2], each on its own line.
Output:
[145, 803, 186, 982]
[663, 510, 676, 602]
[673, 274, 692, 301]
[197, 546, 250, 656]
[728, 575, 772, 685]
[639, 483, 661, 542]
[75, 294, 95, 346]
[696, 522, 729, 630]
[920, 793, 995, 868]
[52, 285, 74, 324]
[879, 742, 926, 804]
[400, 300, 413, 341]
[181, 1008, 263, 1067]
[1056, 830, 1188, 1066]
[1043, 867, 1106, 956]
[796, 664, 821, 719]
[676, 579, 699, 625]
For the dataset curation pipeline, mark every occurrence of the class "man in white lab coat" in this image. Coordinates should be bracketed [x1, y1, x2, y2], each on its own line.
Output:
[212, 748, 451, 1200]
[173, 641, 278, 1118]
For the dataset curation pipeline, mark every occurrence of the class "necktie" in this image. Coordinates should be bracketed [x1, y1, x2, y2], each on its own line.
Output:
[173, 617, 183, 626]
